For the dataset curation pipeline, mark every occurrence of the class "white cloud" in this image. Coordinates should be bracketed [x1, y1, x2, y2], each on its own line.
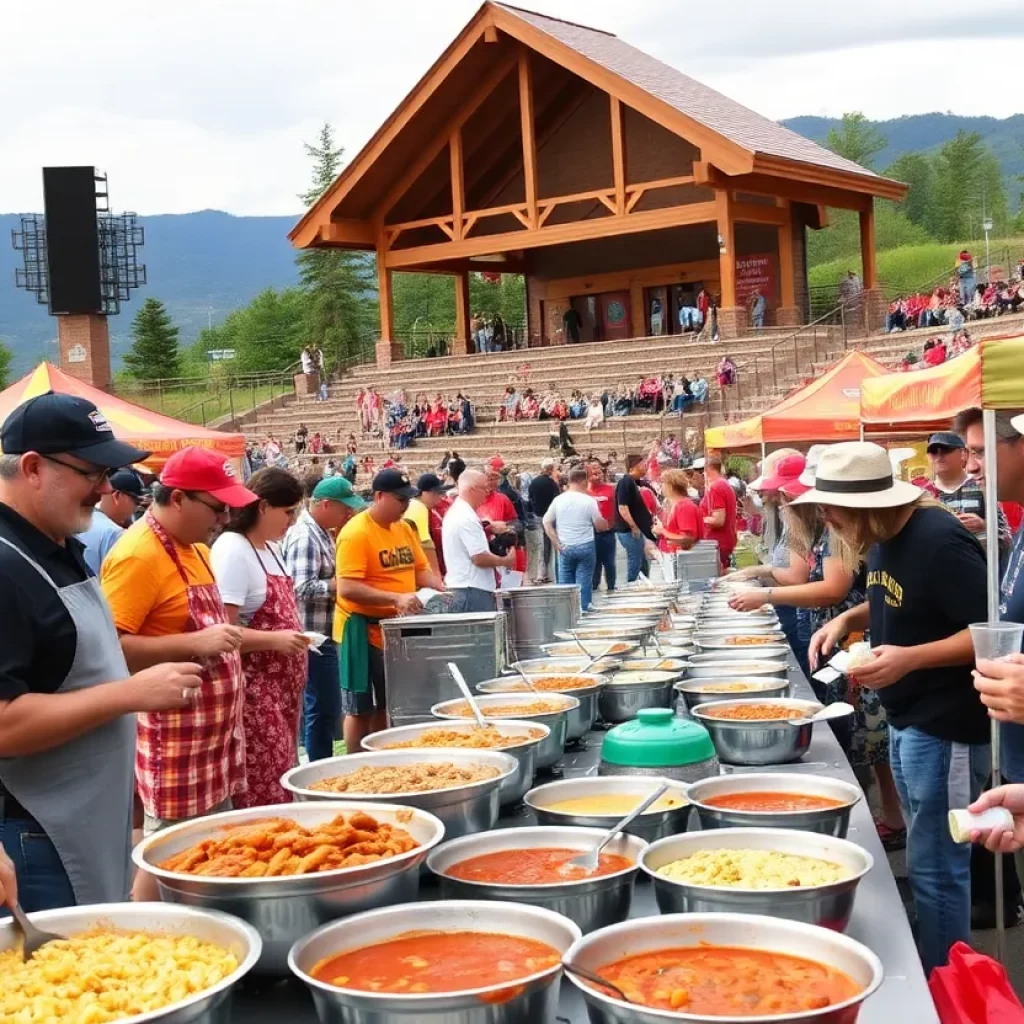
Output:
[1, 0, 1019, 216]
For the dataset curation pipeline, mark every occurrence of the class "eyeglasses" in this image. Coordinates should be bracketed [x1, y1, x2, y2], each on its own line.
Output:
[186, 492, 229, 516]
[40, 454, 113, 486]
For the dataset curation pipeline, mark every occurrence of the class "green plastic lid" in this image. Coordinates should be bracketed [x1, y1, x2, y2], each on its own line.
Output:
[602, 708, 716, 768]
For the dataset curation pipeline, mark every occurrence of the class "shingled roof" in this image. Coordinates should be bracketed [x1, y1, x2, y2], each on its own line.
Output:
[498, 3, 884, 182]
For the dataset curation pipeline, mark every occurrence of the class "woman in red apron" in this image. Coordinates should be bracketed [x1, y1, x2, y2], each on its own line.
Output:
[210, 468, 309, 806]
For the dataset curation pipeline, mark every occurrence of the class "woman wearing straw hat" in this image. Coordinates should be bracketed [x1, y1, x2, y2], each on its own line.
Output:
[797, 441, 990, 974]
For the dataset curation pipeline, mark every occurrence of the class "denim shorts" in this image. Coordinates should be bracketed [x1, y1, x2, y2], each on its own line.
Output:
[340, 645, 386, 716]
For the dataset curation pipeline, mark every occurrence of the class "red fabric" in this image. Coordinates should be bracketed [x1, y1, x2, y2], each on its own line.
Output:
[588, 483, 616, 522]
[700, 476, 738, 563]
[924, 344, 947, 366]
[658, 498, 703, 552]
[929, 941, 1024, 1023]
[477, 491, 517, 525]
[640, 487, 658, 516]
[1002, 502, 1024, 535]
[234, 560, 306, 808]
[135, 513, 245, 820]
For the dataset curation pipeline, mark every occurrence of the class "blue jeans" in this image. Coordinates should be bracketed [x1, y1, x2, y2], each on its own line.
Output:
[593, 532, 617, 593]
[0, 813, 75, 914]
[889, 725, 989, 974]
[303, 639, 341, 761]
[617, 532, 647, 583]
[558, 542, 597, 610]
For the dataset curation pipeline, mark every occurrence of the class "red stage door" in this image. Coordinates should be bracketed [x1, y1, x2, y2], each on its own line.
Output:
[599, 291, 632, 340]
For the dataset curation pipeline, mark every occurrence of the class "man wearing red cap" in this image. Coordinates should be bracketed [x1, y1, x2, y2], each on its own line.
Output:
[101, 447, 258, 885]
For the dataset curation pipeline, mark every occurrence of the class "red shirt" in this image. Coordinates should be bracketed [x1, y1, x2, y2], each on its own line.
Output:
[658, 498, 704, 552]
[700, 476, 738, 557]
[477, 491, 517, 526]
[640, 486, 658, 517]
[1002, 502, 1024, 535]
[588, 483, 616, 522]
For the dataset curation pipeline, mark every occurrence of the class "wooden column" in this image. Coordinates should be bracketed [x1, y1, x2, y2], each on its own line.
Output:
[629, 280, 645, 338]
[715, 189, 745, 337]
[610, 96, 626, 216]
[374, 246, 402, 368]
[776, 202, 800, 327]
[450, 128, 465, 241]
[518, 50, 538, 228]
[453, 271, 471, 355]
[859, 203, 877, 289]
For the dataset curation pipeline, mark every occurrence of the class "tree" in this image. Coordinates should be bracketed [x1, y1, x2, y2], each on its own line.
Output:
[296, 123, 376, 368]
[0, 340, 12, 389]
[884, 152, 934, 229]
[123, 298, 181, 379]
[929, 130, 1008, 242]
[825, 112, 887, 170]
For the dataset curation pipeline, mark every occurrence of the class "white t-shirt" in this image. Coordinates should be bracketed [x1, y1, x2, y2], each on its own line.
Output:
[544, 490, 601, 546]
[210, 531, 290, 621]
[442, 497, 496, 591]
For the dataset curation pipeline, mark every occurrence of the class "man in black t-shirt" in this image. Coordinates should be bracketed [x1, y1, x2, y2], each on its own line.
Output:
[528, 459, 561, 582]
[615, 454, 657, 582]
[799, 442, 989, 976]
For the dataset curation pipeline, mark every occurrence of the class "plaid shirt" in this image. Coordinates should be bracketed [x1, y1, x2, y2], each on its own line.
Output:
[281, 509, 335, 635]
[936, 477, 1012, 551]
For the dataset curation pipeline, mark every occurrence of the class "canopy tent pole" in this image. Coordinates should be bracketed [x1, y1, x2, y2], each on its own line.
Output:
[760, 440, 767, 463]
[983, 409, 1007, 963]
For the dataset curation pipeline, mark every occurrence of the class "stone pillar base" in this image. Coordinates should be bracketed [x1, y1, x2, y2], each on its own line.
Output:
[775, 306, 801, 328]
[294, 372, 319, 397]
[716, 306, 748, 339]
[450, 334, 468, 356]
[57, 314, 111, 390]
[375, 339, 403, 368]
[861, 288, 886, 335]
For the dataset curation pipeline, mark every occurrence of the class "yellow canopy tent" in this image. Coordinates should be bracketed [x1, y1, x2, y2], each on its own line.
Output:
[704, 351, 890, 450]
[0, 363, 246, 471]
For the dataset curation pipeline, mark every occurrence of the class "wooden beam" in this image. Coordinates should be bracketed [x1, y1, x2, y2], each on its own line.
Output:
[376, 53, 518, 222]
[450, 128, 465, 241]
[859, 204, 877, 289]
[695, 163, 873, 213]
[318, 219, 376, 246]
[753, 153, 907, 203]
[483, 24, 499, 43]
[716, 190, 737, 308]
[453, 271, 471, 354]
[291, 12, 495, 247]
[518, 49, 538, 228]
[609, 95, 625, 216]
[777, 203, 796, 309]
[384, 200, 718, 268]
[732, 202, 788, 227]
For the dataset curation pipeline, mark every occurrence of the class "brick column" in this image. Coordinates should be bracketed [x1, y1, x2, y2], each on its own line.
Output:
[57, 314, 112, 390]
[294, 372, 319, 397]
[775, 306, 802, 328]
[375, 339, 403, 369]
[716, 306, 748, 339]
[860, 288, 886, 335]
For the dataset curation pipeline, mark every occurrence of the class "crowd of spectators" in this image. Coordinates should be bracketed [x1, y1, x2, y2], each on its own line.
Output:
[355, 387, 475, 449]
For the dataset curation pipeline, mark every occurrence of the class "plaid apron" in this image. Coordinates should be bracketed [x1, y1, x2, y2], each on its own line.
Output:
[135, 513, 246, 820]
[234, 540, 306, 807]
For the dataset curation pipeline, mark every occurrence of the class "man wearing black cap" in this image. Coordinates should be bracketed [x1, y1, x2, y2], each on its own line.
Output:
[0, 392, 203, 912]
[76, 468, 145, 574]
[334, 469, 445, 748]
[406, 473, 450, 578]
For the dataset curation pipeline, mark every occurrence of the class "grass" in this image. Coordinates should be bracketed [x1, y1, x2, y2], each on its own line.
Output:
[809, 237, 1024, 299]
[116, 382, 283, 425]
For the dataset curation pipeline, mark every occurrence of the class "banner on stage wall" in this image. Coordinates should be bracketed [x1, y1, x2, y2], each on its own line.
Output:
[735, 253, 776, 306]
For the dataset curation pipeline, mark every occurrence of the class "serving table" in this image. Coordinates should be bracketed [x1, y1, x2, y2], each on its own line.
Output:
[232, 659, 938, 1023]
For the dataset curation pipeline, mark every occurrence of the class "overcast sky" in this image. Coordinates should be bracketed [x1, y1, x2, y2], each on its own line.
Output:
[2, 0, 1021, 217]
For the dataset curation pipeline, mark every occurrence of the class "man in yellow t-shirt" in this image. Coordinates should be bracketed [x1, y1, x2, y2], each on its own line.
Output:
[334, 469, 445, 748]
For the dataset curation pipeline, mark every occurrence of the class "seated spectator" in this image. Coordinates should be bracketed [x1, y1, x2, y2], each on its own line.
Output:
[885, 297, 907, 333]
[520, 389, 540, 419]
[950, 330, 973, 357]
[690, 375, 709, 403]
[672, 375, 693, 412]
[583, 394, 605, 431]
[922, 337, 947, 366]
[612, 386, 633, 417]
[716, 356, 737, 387]
[636, 375, 663, 412]
[569, 390, 588, 419]
[552, 395, 569, 420]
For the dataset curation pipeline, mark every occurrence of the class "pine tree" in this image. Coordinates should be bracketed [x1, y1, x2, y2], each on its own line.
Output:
[123, 298, 182, 379]
[825, 112, 887, 170]
[296, 123, 375, 369]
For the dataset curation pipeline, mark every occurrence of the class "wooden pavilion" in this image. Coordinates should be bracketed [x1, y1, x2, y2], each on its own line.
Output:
[291, 2, 907, 367]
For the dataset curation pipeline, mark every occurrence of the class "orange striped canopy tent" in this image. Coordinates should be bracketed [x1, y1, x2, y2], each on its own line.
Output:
[704, 350, 890, 450]
[0, 363, 246, 470]
[860, 335, 1024, 434]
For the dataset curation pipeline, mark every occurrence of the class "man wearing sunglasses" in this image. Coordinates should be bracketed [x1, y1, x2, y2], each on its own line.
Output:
[0, 392, 205, 912]
[100, 447, 258, 897]
[76, 468, 146, 575]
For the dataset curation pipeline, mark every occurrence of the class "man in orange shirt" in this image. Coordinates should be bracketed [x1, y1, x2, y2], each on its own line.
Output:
[334, 469, 445, 749]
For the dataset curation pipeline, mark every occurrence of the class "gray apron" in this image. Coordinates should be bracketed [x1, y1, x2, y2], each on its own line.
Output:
[0, 536, 135, 906]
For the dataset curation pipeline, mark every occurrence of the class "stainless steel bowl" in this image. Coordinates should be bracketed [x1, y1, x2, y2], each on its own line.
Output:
[695, 634, 787, 652]
[686, 772, 863, 838]
[541, 639, 641, 658]
[688, 646, 789, 665]
[617, 658, 689, 679]
[555, 623, 654, 642]
[583, 605, 669, 620]
[564, 912, 883, 1024]
[431, 692, 577, 769]
[686, 655, 789, 677]
[0, 902, 261, 1023]
[288, 899, 582, 1024]
[599, 671, 677, 723]
[427, 826, 647, 933]
[674, 676, 789, 710]
[691, 698, 823, 765]
[359, 720, 549, 806]
[477, 673, 604, 741]
[640, 827, 873, 932]
[511, 656, 621, 675]
[525, 776, 691, 844]
[634, 644, 691, 660]
[281, 750, 514, 839]
[133, 801, 442, 975]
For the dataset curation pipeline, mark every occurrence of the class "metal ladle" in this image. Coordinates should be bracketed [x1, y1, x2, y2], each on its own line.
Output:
[447, 662, 489, 729]
[565, 781, 670, 872]
[562, 961, 634, 1003]
[10, 900, 64, 961]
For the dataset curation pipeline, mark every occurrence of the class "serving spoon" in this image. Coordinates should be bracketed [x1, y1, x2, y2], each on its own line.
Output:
[10, 900, 65, 961]
[789, 702, 855, 726]
[564, 781, 670, 873]
[508, 663, 541, 693]
[580, 643, 617, 673]
[561, 961, 635, 1003]
[447, 662, 488, 730]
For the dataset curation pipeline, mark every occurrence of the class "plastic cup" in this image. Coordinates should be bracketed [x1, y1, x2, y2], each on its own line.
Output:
[949, 806, 1015, 843]
[969, 623, 1024, 663]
